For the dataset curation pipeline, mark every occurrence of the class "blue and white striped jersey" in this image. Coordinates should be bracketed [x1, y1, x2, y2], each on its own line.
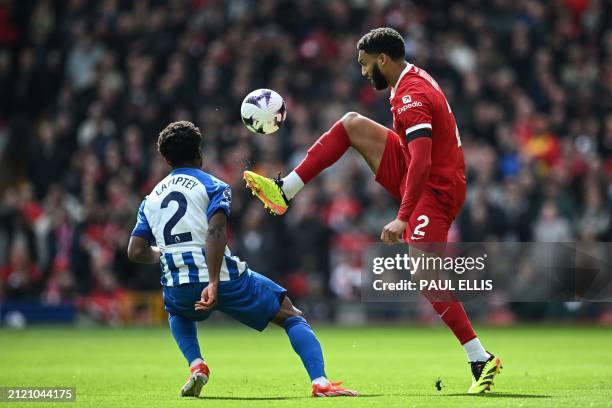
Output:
[131, 167, 248, 286]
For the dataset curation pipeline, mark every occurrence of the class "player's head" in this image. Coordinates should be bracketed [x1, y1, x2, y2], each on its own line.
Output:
[157, 121, 203, 168]
[357, 27, 405, 90]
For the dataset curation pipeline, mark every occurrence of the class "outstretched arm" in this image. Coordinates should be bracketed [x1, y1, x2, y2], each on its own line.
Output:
[127, 236, 161, 264]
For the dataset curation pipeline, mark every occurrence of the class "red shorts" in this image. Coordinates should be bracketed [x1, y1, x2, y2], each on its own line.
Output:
[375, 130, 466, 244]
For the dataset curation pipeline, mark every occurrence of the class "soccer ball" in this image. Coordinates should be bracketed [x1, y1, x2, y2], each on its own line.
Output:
[240, 89, 286, 134]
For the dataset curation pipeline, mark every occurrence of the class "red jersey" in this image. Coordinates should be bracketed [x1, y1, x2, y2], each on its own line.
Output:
[389, 64, 466, 221]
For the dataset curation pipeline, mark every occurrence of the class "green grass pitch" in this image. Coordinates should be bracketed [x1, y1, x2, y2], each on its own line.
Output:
[1, 325, 611, 407]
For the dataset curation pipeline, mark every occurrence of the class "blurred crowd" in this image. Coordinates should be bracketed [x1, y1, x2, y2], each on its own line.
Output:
[0, 0, 611, 323]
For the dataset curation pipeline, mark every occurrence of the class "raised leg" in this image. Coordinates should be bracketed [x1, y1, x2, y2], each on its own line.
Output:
[243, 112, 391, 214]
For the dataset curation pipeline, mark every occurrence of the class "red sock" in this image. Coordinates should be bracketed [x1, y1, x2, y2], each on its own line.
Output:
[294, 120, 350, 184]
[427, 299, 477, 345]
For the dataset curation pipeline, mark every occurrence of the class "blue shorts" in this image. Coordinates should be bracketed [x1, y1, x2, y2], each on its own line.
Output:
[162, 270, 287, 332]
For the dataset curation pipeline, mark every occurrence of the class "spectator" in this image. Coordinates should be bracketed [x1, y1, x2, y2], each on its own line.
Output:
[1, 239, 42, 299]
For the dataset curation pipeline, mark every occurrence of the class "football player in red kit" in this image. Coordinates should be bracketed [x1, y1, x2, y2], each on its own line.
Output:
[244, 27, 502, 393]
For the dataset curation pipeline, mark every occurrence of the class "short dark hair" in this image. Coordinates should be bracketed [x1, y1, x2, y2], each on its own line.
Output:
[157, 121, 202, 166]
[357, 27, 405, 60]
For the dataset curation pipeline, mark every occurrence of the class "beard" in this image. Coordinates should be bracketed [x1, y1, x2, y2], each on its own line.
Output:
[371, 63, 389, 90]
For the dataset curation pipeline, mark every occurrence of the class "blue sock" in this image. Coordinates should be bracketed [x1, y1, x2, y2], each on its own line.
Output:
[284, 316, 326, 380]
[169, 313, 202, 365]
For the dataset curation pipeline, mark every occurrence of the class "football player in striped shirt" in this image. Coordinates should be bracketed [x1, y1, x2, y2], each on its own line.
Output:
[127, 121, 358, 398]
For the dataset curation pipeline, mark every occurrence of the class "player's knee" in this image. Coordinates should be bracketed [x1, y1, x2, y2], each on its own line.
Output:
[291, 307, 303, 318]
[272, 297, 304, 328]
[341, 111, 362, 133]
[282, 297, 303, 317]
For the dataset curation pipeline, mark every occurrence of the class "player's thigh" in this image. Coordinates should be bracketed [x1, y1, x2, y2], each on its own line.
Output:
[271, 296, 303, 327]
[408, 245, 442, 282]
[408, 245, 455, 302]
[216, 271, 287, 331]
[406, 194, 456, 301]
[163, 283, 210, 321]
[342, 112, 389, 174]
[408, 214, 450, 285]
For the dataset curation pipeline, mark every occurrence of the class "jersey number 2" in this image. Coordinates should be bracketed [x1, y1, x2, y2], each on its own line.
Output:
[413, 215, 429, 237]
[161, 192, 193, 245]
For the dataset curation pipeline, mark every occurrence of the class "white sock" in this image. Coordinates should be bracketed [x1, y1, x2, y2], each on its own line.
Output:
[463, 338, 490, 362]
[311, 376, 330, 386]
[189, 358, 205, 368]
[281, 171, 305, 200]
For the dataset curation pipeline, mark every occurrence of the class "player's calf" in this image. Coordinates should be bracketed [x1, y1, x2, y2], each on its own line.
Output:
[273, 297, 359, 397]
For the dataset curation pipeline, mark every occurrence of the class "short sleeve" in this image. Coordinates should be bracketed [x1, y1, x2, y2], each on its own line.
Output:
[396, 91, 433, 142]
[131, 199, 155, 244]
[206, 182, 231, 220]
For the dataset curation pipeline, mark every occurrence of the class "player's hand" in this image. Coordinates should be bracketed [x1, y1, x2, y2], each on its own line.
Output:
[381, 218, 406, 245]
[195, 283, 218, 311]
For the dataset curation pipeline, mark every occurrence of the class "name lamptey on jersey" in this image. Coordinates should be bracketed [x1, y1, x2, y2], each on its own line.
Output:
[131, 168, 247, 286]
[389, 63, 466, 219]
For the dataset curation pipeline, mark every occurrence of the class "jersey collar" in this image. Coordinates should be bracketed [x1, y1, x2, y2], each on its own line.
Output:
[390, 62, 413, 99]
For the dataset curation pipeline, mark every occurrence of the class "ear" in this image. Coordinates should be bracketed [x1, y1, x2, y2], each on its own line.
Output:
[378, 53, 387, 66]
